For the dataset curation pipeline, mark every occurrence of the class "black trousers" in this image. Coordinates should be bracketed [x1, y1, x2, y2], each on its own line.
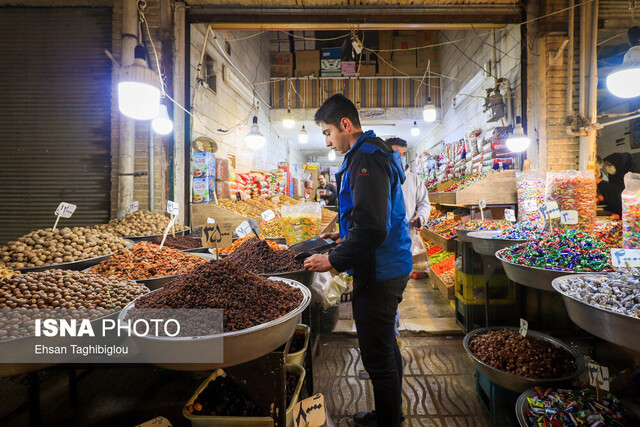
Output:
[353, 274, 409, 427]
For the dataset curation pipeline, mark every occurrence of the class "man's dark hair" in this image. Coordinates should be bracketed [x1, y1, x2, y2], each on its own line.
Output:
[386, 137, 407, 147]
[314, 94, 361, 128]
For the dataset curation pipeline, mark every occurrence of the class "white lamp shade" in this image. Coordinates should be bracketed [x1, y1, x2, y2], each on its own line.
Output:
[506, 123, 530, 152]
[298, 126, 309, 144]
[328, 150, 336, 161]
[607, 45, 640, 98]
[246, 117, 266, 150]
[118, 58, 161, 120]
[152, 104, 173, 135]
[411, 121, 420, 136]
[423, 104, 437, 122]
[283, 109, 296, 129]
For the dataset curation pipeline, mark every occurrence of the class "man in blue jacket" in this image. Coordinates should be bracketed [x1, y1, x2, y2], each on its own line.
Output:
[304, 94, 412, 427]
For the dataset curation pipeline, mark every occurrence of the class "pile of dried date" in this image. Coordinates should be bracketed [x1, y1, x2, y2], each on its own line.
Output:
[227, 238, 303, 274]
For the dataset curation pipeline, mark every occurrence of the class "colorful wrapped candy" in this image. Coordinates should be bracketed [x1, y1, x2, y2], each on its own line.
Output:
[494, 221, 543, 240]
[458, 219, 511, 232]
[622, 173, 640, 249]
[516, 170, 546, 225]
[545, 171, 596, 233]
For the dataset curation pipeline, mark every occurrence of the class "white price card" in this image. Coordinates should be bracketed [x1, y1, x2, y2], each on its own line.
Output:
[293, 393, 326, 427]
[587, 363, 610, 391]
[523, 200, 538, 212]
[560, 210, 578, 225]
[207, 217, 216, 224]
[479, 199, 487, 209]
[128, 201, 139, 214]
[504, 209, 516, 223]
[610, 248, 640, 268]
[519, 318, 528, 337]
[167, 200, 179, 216]
[235, 221, 251, 238]
[55, 202, 77, 219]
[261, 209, 276, 221]
[538, 202, 561, 220]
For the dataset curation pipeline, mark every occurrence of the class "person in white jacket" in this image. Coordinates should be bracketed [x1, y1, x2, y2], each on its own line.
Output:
[387, 137, 431, 344]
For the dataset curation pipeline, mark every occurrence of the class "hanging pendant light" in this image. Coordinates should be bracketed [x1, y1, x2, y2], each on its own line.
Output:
[506, 116, 530, 153]
[411, 121, 420, 137]
[422, 98, 437, 122]
[245, 116, 266, 150]
[283, 108, 296, 129]
[328, 150, 336, 161]
[152, 103, 173, 135]
[298, 125, 309, 144]
[606, 28, 640, 98]
[118, 45, 161, 120]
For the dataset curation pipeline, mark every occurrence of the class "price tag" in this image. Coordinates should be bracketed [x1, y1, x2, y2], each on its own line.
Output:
[261, 209, 276, 221]
[207, 217, 216, 224]
[167, 200, 179, 216]
[235, 221, 251, 238]
[128, 201, 139, 214]
[519, 318, 528, 337]
[560, 210, 578, 225]
[610, 248, 640, 268]
[504, 209, 516, 223]
[538, 201, 561, 220]
[158, 216, 176, 249]
[523, 200, 538, 212]
[201, 223, 234, 249]
[587, 363, 610, 391]
[293, 393, 326, 427]
[447, 212, 455, 220]
[479, 199, 486, 209]
[55, 202, 77, 219]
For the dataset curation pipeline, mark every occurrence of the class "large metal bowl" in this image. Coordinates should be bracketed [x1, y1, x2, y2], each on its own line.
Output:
[552, 274, 640, 353]
[463, 326, 585, 393]
[455, 228, 474, 243]
[124, 227, 190, 242]
[468, 231, 526, 257]
[259, 270, 315, 288]
[496, 249, 585, 291]
[118, 277, 311, 371]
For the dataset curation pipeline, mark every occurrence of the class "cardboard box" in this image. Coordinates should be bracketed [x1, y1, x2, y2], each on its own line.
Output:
[295, 50, 320, 77]
[271, 64, 293, 77]
[304, 30, 315, 37]
[392, 51, 418, 75]
[321, 59, 341, 76]
[341, 61, 357, 76]
[271, 52, 293, 66]
[321, 47, 342, 59]
[192, 178, 210, 203]
[294, 40, 306, 51]
[378, 31, 393, 50]
[415, 30, 440, 47]
[192, 152, 216, 178]
[358, 64, 376, 76]
[278, 41, 291, 53]
[304, 40, 316, 50]
[393, 35, 416, 50]
[277, 31, 289, 41]
[208, 178, 217, 202]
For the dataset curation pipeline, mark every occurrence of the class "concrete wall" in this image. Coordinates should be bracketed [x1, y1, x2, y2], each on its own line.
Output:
[189, 25, 305, 174]
[410, 25, 522, 159]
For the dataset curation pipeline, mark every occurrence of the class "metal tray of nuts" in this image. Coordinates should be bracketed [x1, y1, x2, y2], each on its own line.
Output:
[17, 239, 135, 274]
[124, 227, 190, 242]
[463, 326, 585, 393]
[552, 274, 640, 353]
[118, 276, 312, 371]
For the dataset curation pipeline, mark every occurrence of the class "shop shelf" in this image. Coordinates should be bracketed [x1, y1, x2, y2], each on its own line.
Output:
[427, 268, 454, 300]
[454, 270, 516, 305]
[475, 369, 520, 427]
[422, 229, 456, 252]
[455, 298, 517, 333]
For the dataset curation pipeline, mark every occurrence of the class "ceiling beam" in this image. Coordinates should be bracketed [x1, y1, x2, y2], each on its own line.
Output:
[188, 6, 521, 29]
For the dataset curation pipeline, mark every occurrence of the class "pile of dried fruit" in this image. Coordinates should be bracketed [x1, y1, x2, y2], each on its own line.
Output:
[0, 227, 127, 268]
[90, 242, 207, 280]
[228, 238, 303, 274]
[187, 373, 264, 417]
[97, 211, 188, 237]
[150, 235, 201, 250]
[0, 264, 20, 279]
[219, 236, 284, 255]
[134, 259, 303, 332]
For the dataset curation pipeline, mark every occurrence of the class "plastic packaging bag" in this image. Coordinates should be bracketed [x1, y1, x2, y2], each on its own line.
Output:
[622, 173, 640, 248]
[310, 271, 349, 310]
[516, 170, 546, 225]
[280, 202, 322, 245]
[216, 158, 230, 182]
[411, 229, 429, 273]
[545, 170, 596, 233]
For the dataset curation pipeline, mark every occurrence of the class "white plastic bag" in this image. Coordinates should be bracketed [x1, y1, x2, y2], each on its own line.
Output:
[410, 229, 429, 273]
[310, 271, 349, 310]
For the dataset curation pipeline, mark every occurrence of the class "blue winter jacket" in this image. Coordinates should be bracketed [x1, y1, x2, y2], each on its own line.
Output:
[328, 130, 412, 282]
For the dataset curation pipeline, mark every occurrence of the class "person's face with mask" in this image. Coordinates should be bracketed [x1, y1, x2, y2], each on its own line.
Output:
[391, 145, 408, 169]
[605, 161, 617, 176]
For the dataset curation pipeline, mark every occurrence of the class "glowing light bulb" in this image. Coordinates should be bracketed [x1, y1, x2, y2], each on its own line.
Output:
[298, 125, 308, 144]
[411, 121, 420, 137]
[152, 104, 173, 135]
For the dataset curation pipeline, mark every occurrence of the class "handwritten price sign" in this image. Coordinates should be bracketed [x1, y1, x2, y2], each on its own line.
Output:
[587, 363, 610, 391]
[201, 224, 234, 249]
[538, 202, 561, 221]
[128, 201, 139, 214]
[293, 393, 326, 427]
[235, 221, 251, 238]
[55, 202, 76, 219]
[611, 248, 640, 268]
[560, 210, 578, 225]
[167, 200, 179, 216]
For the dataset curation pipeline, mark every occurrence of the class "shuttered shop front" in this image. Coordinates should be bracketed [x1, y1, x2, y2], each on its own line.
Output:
[0, 7, 112, 243]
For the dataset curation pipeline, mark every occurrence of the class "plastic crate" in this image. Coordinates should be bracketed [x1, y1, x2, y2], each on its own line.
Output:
[454, 270, 516, 305]
[285, 364, 306, 427]
[455, 298, 517, 333]
[286, 324, 310, 366]
[454, 240, 482, 274]
[475, 369, 520, 426]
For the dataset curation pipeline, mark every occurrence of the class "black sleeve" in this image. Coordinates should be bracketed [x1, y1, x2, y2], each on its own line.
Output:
[598, 180, 623, 216]
[329, 151, 389, 272]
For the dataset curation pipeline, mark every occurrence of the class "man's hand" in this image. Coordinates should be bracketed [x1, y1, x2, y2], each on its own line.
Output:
[303, 254, 333, 272]
[411, 216, 424, 231]
[320, 232, 340, 243]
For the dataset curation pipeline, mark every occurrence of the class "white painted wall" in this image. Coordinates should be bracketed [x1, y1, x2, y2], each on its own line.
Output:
[410, 26, 522, 160]
[189, 25, 305, 174]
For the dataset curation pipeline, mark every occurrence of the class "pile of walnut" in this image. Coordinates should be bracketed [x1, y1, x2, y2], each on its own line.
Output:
[96, 210, 188, 237]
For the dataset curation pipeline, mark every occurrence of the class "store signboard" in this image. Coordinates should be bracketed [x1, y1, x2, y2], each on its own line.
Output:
[610, 248, 640, 268]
